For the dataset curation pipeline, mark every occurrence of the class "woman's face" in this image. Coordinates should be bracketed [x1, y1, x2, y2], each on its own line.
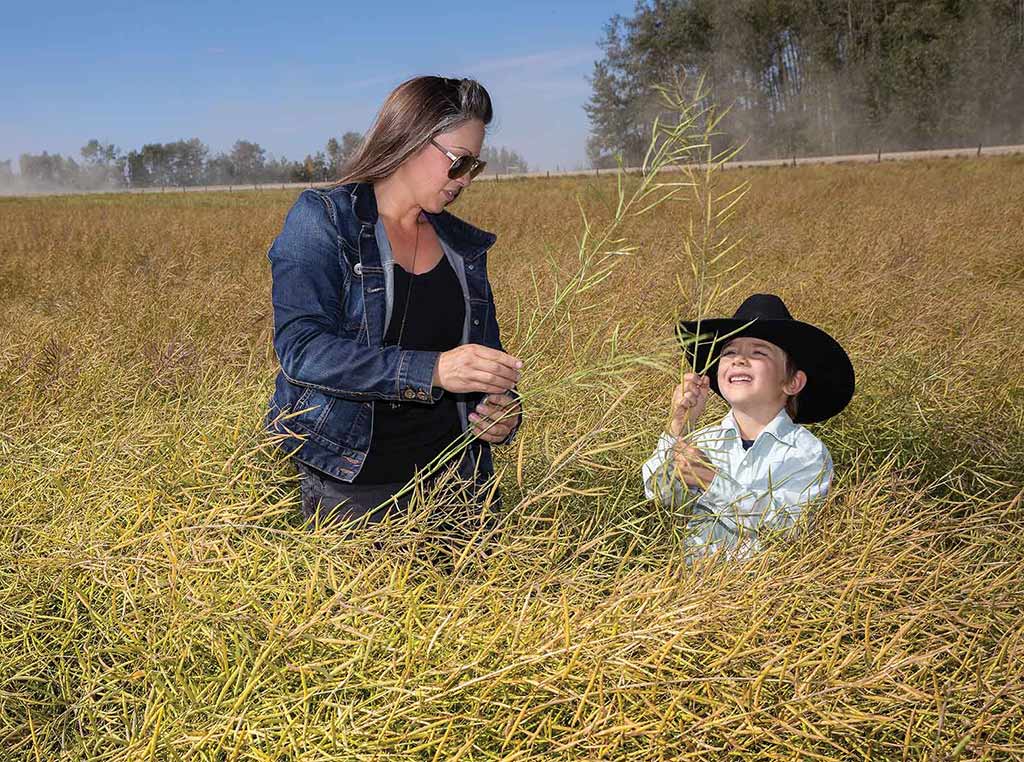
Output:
[403, 119, 485, 214]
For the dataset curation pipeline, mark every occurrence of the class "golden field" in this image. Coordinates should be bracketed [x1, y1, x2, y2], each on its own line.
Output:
[1, 156, 1023, 760]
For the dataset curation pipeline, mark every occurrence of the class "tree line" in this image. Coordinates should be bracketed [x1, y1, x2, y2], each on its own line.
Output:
[3, 135, 529, 192]
[586, 0, 1024, 166]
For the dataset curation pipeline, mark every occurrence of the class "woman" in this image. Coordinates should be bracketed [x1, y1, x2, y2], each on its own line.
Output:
[266, 76, 522, 525]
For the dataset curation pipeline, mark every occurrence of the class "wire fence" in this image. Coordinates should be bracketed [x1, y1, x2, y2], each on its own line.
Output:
[4, 144, 1022, 198]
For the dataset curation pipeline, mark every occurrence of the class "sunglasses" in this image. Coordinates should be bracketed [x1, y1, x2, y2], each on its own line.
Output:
[430, 138, 487, 180]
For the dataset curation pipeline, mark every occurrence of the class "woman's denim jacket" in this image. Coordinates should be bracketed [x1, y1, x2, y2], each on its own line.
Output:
[266, 182, 517, 482]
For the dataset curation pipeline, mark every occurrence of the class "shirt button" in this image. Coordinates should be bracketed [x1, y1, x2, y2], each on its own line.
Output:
[467, 264, 475, 271]
[473, 319, 480, 326]
[403, 389, 416, 400]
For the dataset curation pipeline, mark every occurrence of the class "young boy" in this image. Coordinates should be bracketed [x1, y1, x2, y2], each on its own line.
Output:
[643, 293, 855, 560]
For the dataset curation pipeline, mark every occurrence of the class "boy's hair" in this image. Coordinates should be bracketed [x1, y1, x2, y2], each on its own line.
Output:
[784, 353, 800, 420]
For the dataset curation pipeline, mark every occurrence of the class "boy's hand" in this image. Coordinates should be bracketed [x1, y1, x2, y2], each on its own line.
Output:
[672, 441, 716, 490]
[669, 373, 711, 437]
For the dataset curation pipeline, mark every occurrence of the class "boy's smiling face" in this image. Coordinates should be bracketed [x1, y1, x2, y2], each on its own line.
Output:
[717, 337, 806, 417]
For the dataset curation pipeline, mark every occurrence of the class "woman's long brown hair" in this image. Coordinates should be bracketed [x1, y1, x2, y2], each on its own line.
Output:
[336, 76, 492, 185]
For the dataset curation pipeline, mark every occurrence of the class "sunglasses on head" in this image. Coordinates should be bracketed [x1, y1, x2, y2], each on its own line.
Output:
[430, 138, 487, 180]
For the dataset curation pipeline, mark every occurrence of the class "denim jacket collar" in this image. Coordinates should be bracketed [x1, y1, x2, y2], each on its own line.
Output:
[348, 182, 496, 261]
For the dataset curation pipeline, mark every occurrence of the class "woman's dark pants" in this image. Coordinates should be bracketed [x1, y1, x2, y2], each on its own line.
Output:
[295, 459, 495, 530]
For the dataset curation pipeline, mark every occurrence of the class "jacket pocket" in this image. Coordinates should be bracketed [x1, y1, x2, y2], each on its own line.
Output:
[468, 297, 492, 343]
[291, 389, 369, 454]
[291, 388, 336, 435]
[337, 239, 369, 336]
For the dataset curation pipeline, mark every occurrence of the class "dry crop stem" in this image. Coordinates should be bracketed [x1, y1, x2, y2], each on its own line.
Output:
[647, 79, 750, 382]
[1, 153, 1023, 759]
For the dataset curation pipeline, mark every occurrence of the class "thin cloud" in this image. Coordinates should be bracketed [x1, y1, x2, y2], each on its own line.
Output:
[465, 47, 598, 77]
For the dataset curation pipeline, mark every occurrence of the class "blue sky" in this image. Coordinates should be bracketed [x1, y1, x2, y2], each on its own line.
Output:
[1, 1, 638, 172]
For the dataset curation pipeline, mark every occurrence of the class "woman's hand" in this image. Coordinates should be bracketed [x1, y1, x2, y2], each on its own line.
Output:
[433, 344, 522, 395]
[469, 393, 522, 443]
[672, 441, 716, 490]
[668, 373, 710, 437]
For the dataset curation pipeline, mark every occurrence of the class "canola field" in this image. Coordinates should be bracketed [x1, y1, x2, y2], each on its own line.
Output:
[1, 156, 1023, 759]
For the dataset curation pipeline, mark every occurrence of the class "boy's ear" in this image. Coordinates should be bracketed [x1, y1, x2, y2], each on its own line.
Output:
[784, 370, 807, 397]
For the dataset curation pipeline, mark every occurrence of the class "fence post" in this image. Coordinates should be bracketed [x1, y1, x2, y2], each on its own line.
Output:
[977, 143, 982, 157]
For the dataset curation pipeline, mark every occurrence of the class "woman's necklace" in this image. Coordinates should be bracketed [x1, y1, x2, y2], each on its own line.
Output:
[389, 216, 421, 410]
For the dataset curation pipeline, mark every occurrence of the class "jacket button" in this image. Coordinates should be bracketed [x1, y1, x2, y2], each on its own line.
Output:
[417, 390, 428, 400]
[473, 319, 480, 326]
[467, 264, 475, 271]
[404, 389, 416, 400]
[353, 263, 364, 276]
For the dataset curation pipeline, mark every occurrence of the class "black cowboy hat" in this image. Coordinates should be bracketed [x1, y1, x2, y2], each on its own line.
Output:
[677, 294, 855, 424]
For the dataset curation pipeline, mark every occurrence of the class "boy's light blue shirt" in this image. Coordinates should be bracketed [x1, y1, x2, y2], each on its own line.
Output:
[642, 408, 833, 559]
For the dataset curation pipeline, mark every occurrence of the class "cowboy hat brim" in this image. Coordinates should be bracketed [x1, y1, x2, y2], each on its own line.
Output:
[677, 317, 855, 424]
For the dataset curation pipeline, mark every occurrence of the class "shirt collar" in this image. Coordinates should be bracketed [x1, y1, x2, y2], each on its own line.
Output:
[720, 408, 798, 448]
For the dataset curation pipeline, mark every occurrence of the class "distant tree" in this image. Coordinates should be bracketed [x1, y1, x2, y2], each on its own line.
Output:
[19, 151, 81, 189]
[585, 58, 642, 167]
[586, 0, 1024, 160]
[264, 155, 301, 183]
[80, 140, 106, 172]
[229, 140, 266, 181]
[16, 128, 534, 190]
[80, 139, 124, 188]
[204, 153, 235, 185]
[123, 139, 207, 187]
[294, 151, 329, 183]
[0, 159, 14, 193]
[80, 139, 118, 167]
[585, 135, 620, 169]
[480, 145, 528, 173]
[169, 138, 208, 186]
[135, 143, 170, 186]
[125, 149, 149, 187]
[326, 137, 341, 176]
[340, 131, 363, 157]
[326, 131, 363, 178]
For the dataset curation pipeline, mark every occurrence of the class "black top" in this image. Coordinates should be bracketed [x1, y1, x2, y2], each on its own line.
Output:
[353, 254, 465, 484]
[741, 438, 755, 451]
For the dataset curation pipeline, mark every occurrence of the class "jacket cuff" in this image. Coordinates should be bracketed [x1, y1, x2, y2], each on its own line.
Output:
[396, 350, 442, 404]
